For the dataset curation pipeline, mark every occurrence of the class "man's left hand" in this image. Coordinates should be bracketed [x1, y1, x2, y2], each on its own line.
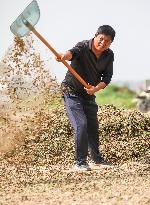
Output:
[84, 86, 97, 95]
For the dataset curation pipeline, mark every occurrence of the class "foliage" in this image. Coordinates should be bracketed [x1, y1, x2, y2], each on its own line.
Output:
[96, 83, 137, 109]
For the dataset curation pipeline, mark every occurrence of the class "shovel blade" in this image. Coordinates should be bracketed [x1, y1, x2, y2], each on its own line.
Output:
[10, 0, 40, 38]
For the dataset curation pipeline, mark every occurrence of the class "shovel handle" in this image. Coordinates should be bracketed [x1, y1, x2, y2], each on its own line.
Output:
[29, 27, 91, 89]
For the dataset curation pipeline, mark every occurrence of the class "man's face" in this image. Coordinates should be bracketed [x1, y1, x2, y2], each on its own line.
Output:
[94, 34, 112, 52]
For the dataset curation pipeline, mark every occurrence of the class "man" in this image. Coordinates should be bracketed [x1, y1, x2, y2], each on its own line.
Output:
[56, 25, 116, 171]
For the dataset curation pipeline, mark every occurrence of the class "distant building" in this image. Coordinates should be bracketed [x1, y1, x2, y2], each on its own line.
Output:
[145, 79, 150, 90]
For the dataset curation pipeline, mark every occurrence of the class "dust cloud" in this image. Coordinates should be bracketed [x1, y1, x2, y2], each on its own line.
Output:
[0, 33, 60, 154]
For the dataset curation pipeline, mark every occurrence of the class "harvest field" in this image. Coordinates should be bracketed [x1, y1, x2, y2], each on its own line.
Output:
[0, 35, 150, 205]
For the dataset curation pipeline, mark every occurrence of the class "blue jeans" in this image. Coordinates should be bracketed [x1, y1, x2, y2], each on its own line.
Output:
[63, 92, 103, 165]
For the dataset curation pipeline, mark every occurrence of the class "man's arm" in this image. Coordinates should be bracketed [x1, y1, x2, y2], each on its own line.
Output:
[56, 51, 72, 61]
[84, 82, 107, 95]
[56, 41, 86, 62]
[85, 53, 114, 95]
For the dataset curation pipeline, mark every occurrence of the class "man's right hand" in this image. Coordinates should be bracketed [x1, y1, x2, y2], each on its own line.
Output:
[55, 53, 65, 62]
[55, 51, 72, 62]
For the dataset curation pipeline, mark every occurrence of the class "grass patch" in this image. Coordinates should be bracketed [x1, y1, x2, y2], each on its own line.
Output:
[96, 84, 137, 109]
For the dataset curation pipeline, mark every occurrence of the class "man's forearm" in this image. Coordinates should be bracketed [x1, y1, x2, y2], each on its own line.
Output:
[56, 51, 72, 62]
[62, 51, 72, 61]
[84, 82, 107, 95]
[94, 82, 107, 92]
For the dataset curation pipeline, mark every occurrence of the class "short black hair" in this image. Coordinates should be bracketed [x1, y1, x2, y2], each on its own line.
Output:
[96, 25, 116, 42]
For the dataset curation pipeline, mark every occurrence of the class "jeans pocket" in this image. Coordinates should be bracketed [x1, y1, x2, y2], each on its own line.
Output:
[64, 92, 82, 111]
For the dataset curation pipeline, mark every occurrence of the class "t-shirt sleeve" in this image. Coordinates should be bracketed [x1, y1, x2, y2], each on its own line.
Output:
[101, 53, 114, 85]
[68, 41, 86, 60]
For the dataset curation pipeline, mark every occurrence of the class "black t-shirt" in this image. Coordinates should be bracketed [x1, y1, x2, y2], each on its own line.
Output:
[62, 39, 114, 98]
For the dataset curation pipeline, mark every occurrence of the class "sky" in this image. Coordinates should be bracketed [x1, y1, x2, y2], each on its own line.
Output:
[0, 0, 150, 83]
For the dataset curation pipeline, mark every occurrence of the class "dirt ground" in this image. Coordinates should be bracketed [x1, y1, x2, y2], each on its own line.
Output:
[0, 163, 150, 205]
[0, 104, 149, 205]
[0, 162, 150, 205]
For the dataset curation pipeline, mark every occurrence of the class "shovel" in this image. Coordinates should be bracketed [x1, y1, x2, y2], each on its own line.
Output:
[10, 0, 91, 89]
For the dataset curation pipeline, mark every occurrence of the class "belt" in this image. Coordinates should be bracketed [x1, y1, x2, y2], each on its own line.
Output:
[61, 83, 78, 95]
[60, 83, 95, 100]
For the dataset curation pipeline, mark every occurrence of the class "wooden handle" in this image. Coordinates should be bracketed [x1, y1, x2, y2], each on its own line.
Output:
[30, 27, 91, 89]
